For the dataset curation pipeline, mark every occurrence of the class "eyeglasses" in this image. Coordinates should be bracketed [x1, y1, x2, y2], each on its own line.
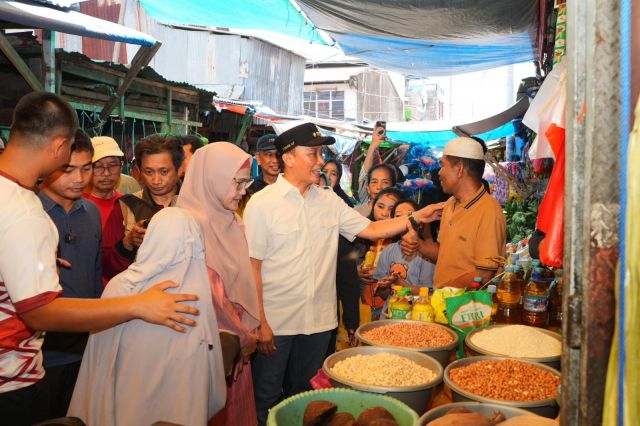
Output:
[233, 178, 254, 190]
[93, 162, 122, 175]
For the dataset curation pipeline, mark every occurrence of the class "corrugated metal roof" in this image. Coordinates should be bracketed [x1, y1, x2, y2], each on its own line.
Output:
[56, 0, 305, 116]
[79, 0, 127, 62]
[240, 37, 305, 115]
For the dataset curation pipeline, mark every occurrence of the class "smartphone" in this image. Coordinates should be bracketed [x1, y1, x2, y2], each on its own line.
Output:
[374, 120, 386, 136]
[141, 218, 150, 229]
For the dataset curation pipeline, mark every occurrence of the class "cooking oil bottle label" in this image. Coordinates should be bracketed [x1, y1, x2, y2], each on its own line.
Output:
[391, 308, 411, 320]
[523, 295, 548, 313]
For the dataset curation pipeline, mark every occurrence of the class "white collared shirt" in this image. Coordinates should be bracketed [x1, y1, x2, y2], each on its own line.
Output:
[244, 175, 370, 335]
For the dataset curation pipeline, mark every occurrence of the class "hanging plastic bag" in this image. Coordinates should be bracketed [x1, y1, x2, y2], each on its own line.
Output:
[431, 287, 466, 324]
[445, 291, 493, 358]
[523, 61, 566, 160]
[537, 123, 565, 267]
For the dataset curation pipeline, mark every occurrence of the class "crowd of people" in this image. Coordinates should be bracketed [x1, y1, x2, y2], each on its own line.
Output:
[0, 92, 506, 426]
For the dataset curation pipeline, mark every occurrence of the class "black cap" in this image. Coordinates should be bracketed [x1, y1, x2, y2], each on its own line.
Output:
[274, 123, 335, 154]
[256, 134, 277, 152]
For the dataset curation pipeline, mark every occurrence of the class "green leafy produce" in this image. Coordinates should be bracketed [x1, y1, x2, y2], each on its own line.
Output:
[504, 198, 539, 243]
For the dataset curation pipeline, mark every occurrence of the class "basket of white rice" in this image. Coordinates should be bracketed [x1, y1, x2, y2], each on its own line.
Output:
[322, 346, 443, 414]
[464, 324, 562, 370]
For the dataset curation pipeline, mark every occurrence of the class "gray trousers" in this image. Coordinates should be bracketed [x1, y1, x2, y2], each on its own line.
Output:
[252, 331, 332, 425]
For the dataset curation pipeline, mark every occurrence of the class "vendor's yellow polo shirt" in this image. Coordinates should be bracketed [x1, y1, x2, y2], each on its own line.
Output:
[433, 185, 506, 287]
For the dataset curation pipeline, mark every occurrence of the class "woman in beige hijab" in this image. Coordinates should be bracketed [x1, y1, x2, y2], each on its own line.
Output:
[178, 142, 261, 426]
[68, 207, 226, 425]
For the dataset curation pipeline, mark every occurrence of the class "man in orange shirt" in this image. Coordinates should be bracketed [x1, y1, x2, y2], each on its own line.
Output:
[405, 137, 506, 288]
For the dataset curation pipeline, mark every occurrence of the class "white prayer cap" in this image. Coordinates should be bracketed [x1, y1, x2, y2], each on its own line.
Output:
[443, 137, 485, 160]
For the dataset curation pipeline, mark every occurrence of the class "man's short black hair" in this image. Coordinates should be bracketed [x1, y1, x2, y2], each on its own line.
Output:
[445, 155, 486, 182]
[71, 129, 94, 156]
[181, 135, 204, 154]
[135, 134, 184, 171]
[367, 163, 397, 186]
[10, 92, 78, 146]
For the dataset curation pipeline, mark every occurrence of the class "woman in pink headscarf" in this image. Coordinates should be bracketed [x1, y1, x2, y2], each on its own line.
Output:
[177, 142, 261, 426]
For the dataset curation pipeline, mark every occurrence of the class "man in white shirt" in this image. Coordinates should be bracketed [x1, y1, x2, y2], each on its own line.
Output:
[243, 123, 444, 424]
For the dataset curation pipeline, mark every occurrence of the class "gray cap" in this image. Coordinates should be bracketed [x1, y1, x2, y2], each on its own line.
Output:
[256, 134, 277, 152]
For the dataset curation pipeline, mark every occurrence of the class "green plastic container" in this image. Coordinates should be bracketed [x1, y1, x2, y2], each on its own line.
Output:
[267, 388, 419, 426]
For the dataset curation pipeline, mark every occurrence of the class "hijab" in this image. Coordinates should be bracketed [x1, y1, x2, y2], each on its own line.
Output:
[177, 142, 260, 331]
[322, 158, 353, 207]
[68, 207, 226, 425]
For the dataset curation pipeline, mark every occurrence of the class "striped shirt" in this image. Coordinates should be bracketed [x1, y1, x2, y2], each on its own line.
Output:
[0, 172, 61, 393]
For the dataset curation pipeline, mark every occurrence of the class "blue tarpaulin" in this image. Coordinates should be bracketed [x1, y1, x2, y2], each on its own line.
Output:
[134, 0, 538, 75]
[297, 0, 539, 76]
[137, 0, 327, 45]
[332, 33, 536, 76]
[387, 121, 520, 149]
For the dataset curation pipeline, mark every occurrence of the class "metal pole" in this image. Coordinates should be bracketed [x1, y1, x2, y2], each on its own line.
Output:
[564, 0, 621, 424]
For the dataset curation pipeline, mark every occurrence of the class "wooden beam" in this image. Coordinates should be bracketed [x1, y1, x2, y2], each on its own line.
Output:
[42, 30, 55, 93]
[59, 52, 199, 96]
[97, 41, 161, 125]
[68, 100, 201, 127]
[0, 31, 43, 91]
[59, 59, 200, 104]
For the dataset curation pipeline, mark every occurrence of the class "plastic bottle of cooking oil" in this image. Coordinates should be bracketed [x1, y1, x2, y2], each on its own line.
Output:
[390, 289, 412, 319]
[363, 248, 376, 269]
[410, 288, 435, 322]
[524, 259, 541, 283]
[386, 285, 404, 318]
[522, 268, 550, 327]
[513, 264, 526, 307]
[548, 269, 564, 331]
[388, 285, 404, 306]
[487, 283, 499, 319]
[495, 266, 522, 324]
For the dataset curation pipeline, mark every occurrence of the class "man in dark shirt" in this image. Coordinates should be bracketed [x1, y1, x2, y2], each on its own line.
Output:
[238, 133, 280, 215]
[119, 134, 184, 234]
[35, 129, 103, 419]
[249, 133, 280, 193]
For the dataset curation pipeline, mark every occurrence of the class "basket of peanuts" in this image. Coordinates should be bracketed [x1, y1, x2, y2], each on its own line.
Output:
[443, 356, 561, 418]
[356, 320, 458, 368]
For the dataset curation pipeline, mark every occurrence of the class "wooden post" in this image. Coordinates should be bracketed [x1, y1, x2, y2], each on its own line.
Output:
[167, 88, 172, 130]
[42, 30, 55, 93]
[119, 78, 125, 122]
[563, 0, 621, 424]
[97, 41, 161, 125]
[0, 31, 43, 91]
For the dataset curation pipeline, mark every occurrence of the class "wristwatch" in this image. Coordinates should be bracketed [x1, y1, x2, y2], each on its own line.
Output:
[407, 211, 420, 232]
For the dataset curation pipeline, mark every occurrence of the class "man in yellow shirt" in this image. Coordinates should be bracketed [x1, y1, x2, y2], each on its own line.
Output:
[406, 137, 506, 288]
